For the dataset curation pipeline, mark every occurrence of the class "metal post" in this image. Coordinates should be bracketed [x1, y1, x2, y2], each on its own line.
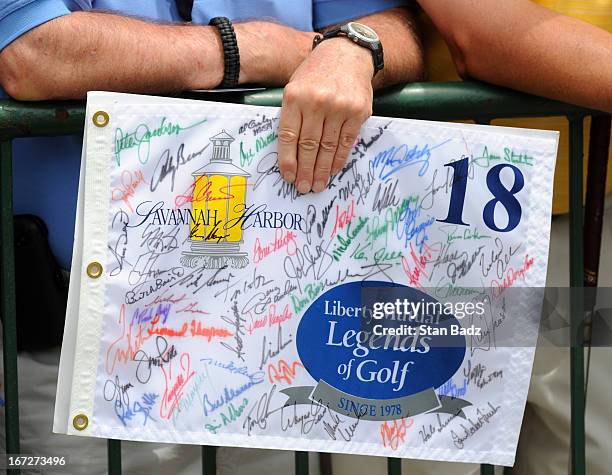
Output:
[568, 115, 586, 475]
[319, 452, 333, 475]
[107, 439, 122, 474]
[202, 446, 217, 475]
[295, 451, 309, 475]
[0, 140, 20, 475]
[480, 464, 495, 474]
[387, 457, 401, 475]
[582, 115, 611, 404]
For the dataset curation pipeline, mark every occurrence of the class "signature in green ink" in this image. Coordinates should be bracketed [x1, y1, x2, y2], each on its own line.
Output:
[240, 131, 278, 167]
[291, 282, 325, 314]
[440, 224, 491, 244]
[205, 398, 249, 434]
[364, 196, 419, 250]
[331, 216, 369, 262]
[114, 116, 207, 166]
[472, 146, 533, 168]
[240, 142, 254, 167]
[256, 131, 278, 153]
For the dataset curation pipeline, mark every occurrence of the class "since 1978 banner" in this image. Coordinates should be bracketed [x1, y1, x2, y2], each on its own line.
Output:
[54, 92, 559, 466]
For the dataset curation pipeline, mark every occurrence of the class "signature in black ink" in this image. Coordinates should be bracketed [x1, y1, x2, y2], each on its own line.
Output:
[220, 300, 247, 361]
[133, 335, 177, 384]
[108, 210, 131, 276]
[259, 324, 292, 370]
[150, 142, 209, 193]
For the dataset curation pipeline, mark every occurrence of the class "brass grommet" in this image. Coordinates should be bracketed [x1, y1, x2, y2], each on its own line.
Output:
[92, 110, 109, 127]
[73, 413, 89, 431]
[86, 261, 103, 278]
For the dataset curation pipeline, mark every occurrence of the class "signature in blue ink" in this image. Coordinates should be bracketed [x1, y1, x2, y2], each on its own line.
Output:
[118, 393, 158, 427]
[438, 378, 469, 398]
[104, 375, 158, 426]
[395, 201, 436, 252]
[200, 358, 252, 377]
[373, 139, 451, 180]
[132, 303, 172, 326]
[202, 369, 264, 417]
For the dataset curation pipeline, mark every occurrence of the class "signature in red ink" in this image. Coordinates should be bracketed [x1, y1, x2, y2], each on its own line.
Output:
[174, 177, 242, 208]
[246, 303, 293, 335]
[267, 359, 304, 385]
[330, 200, 356, 238]
[145, 316, 232, 341]
[144, 290, 187, 308]
[160, 353, 195, 420]
[253, 229, 298, 264]
[147, 315, 189, 338]
[491, 254, 534, 299]
[105, 304, 153, 375]
[380, 417, 413, 450]
[111, 170, 148, 213]
[190, 320, 233, 341]
[400, 242, 439, 288]
[176, 301, 210, 316]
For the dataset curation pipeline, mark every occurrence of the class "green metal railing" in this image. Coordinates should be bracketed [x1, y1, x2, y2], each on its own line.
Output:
[0, 81, 603, 475]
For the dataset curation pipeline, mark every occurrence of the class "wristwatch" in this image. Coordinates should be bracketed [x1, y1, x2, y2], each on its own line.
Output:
[313, 22, 384, 75]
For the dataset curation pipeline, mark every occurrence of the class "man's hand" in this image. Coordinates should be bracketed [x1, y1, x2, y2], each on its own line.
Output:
[277, 7, 424, 193]
[278, 38, 374, 193]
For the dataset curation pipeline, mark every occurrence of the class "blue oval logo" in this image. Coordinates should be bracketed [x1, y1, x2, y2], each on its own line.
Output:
[296, 281, 466, 400]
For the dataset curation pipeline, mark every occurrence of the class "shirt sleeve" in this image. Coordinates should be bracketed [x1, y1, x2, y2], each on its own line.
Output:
[313, 0, 412, 30]
[0, 0, 74, 51]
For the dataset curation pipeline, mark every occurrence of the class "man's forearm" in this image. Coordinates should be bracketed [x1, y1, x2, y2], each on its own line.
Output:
[324, 7, 424, 90]
[418, 0, 612, 112]
[0, 11, 314, 101]
[0, 12, 225, 100]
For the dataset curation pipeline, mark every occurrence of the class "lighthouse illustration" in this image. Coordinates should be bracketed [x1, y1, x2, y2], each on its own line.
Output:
[180, 130, 250, 269]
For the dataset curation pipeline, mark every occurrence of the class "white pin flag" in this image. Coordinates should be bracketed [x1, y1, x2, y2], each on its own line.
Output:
[54, 92, 558, 466]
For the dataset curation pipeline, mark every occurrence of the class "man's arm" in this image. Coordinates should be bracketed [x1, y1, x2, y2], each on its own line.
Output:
[0, 5, 424, 194]
[0, 11, 314, 100]
[417, 0, 612, 112]
[277, 7, 424, 193]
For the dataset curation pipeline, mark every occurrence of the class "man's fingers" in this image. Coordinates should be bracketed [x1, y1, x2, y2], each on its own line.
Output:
[277, 95, 302, 184]
[331, 117, 363, 175]
[294, 111, 324, 194]
[280, 82, 371, 193]
[312, 117, 343, 192]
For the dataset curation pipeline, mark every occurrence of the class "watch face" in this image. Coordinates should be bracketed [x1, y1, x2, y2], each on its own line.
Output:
[346, 22, 379, 43]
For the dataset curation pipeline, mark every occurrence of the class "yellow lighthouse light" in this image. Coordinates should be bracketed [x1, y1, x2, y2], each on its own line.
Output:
[181, 130, 250, 269]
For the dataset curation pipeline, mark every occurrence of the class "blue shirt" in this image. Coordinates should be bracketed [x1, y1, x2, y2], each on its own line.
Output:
[0, 0, 407, 268]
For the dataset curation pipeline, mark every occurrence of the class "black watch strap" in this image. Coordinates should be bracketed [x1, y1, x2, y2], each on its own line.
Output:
[209, 17, 240, 88]
[372, 45, 384, 75]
